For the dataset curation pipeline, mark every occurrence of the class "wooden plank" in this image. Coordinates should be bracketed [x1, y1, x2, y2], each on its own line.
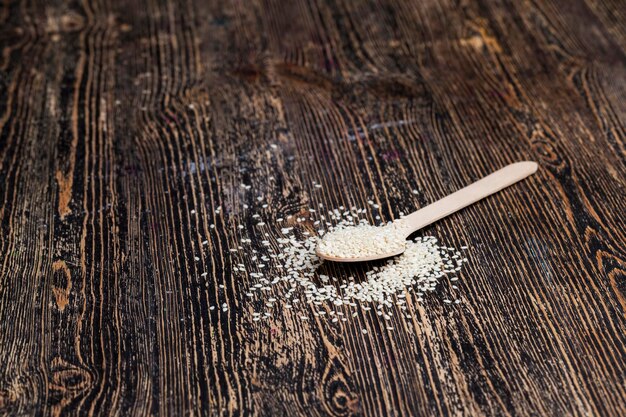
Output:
[0, 0, 624, 415]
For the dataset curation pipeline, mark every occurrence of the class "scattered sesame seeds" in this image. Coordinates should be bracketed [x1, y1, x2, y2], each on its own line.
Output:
[228, 204, 467, 329]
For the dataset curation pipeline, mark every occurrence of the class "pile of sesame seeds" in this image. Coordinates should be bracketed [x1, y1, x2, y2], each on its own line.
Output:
[235, 204, 469, 325]
[316, 221, 407, 259]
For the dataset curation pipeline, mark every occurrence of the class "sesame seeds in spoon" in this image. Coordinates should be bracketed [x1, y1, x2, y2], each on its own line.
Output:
[315, 221, 409, 262]
[316, 161, 538, 262]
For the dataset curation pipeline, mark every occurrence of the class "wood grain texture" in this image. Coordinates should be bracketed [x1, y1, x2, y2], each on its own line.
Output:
[0, 0, 625, 415]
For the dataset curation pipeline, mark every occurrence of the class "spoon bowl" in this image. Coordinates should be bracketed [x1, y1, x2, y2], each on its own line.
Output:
[315, 245, 407, 262]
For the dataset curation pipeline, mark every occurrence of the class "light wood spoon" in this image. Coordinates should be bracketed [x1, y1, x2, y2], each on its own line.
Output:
[316, 161, 538, 262]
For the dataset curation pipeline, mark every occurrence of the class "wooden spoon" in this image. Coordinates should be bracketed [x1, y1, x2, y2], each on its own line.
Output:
[316, 161, 538, 262]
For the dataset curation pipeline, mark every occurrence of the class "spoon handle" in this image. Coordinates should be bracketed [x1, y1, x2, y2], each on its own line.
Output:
[401, 161, 538, 236]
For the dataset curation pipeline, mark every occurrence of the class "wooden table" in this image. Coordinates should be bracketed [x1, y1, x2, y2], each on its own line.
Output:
[1, 0, 624, 415]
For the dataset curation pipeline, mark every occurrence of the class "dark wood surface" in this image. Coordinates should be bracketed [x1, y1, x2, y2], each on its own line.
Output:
[1, 0, 625, 415]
